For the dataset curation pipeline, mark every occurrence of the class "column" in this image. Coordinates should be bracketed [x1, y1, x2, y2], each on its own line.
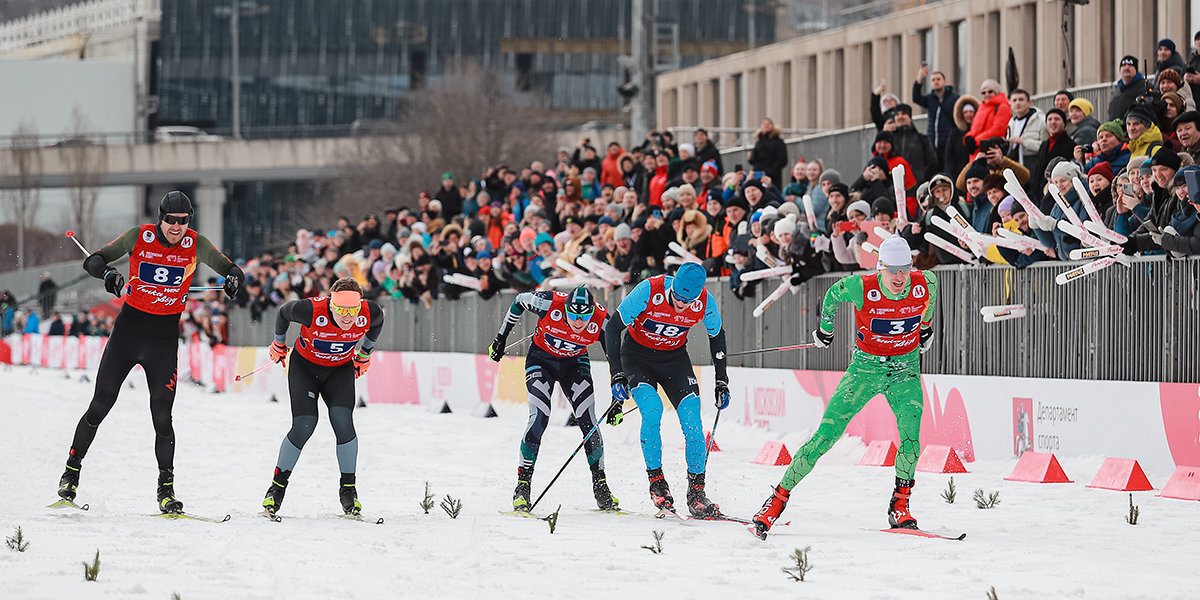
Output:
[195, 180, 227, 253]
[1035, 0, 1065, 92]
[766, 62, 785, 128]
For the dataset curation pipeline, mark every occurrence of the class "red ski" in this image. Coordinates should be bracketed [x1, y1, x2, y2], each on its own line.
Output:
[881, 527, 966, 541]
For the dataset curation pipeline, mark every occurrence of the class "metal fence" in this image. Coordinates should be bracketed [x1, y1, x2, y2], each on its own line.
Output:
[228, 256, 1200, 384]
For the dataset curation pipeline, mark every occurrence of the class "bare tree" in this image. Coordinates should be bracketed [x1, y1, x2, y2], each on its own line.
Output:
[63, 107, 107, 247]
[2, 119, 44, 271]
[329, 60, 559, 221]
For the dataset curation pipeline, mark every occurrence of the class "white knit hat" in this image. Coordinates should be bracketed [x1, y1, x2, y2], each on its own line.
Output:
[773, 214, 797, 237]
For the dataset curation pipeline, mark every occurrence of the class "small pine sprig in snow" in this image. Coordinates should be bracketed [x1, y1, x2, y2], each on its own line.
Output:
[83, 549, 101, 581]
[1125, 493, 1139, 525]
[781, 546, 814, 582]
[172, 594, 183, 600]
[641, 530, 665, 554]
[941, 477, 956, 504]
[420, 482, 436, 514]
[544, 505, 560, 534]
[986, 585, 999, 600]
[440, 494, 462, 519]
[5, 526, 29, 552]
[973, 489, 1001, 509]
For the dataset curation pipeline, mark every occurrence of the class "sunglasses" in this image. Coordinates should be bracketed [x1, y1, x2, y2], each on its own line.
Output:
[878, 264, 911, 275]
[566, 311, 591, 322]
[162, 215, 190, 225]
[330, 303, 361, 317]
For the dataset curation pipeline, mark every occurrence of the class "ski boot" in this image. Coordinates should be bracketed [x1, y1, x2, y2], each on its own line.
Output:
[685, 472, 720, 518]
[647, 468, 674, 512]
[591, 469, 619, 511]
[262, 468, 291, 516]
[751, 485, 790, 539]
[157, 469, 184, 514]
[339, 473, 361, 516]
[57, 454, 82, 501]
[512, 466, 533, 512]
[888, 477, 918, 530]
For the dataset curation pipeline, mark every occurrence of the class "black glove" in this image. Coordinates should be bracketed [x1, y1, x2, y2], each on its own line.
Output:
[223, 266, 244, 299]
[714, 380, 730, 410]
[488, 333, 508, 362]
[103, 267, 124, 298]
[919, 325, 933, 354]
[812, 328, 834, 349]
[605, 397, 624, 426]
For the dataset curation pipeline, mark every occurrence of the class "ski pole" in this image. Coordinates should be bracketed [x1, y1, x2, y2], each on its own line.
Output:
[234, 362, 273, 382]
[189, 286, 224, 292]
[703, 409, 722, 470]
[530, 406, 640, 512]
[65, 232, 91, 257]
[505, 333, 534, 352]
[725, 343, 818, 357]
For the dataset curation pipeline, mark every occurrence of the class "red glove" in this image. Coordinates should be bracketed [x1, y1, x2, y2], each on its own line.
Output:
[269, 341, 288, 367]
[353, 352, 371, 379]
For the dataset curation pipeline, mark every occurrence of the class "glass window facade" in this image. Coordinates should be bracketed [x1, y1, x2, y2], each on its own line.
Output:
[157, 0, 775, 134]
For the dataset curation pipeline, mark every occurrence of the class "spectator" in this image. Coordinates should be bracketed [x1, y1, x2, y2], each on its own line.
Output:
[1110, 55, 1151, 121]
[1186, 31, 1200, 100]
[908, 173, 972, 265]
[968, 79, 1012, 148]
[677, 209, 714, 261]
[571, 139, 602, 174]
[693, 129, 723, 173]
[852, 156, 894, 202]
[1125, 105, 1164, 158]
[956, 137, 1030, 191]
[995, 202, 1054, 268]
[38, 271, 56, 318]
[1155, 69, 1194, 113]
[912, 65, 960, 169]
[890, 104, 938, 183]
[870, 81, 902, 131]
[580, 167, 601, 200]
[0, 290, 15, 335]
[1078, 119, 1132, 172]
[1156, 38, 1187, 77]
[1053, 90, 1074, 121]
[973, 174, 1008, 233]
[1160, 171, 1200, 256]
[1087, 161, 1116, 218]
[1006, 89, 1046, 168]
[1176, 110, 1200, 162]
[1063, 101, 1098, 152]
[647, 151, 670, 207]
[1162, 92, 1186, 149]
[748, 117, 788, 185]
[945, 94, 980, 184]
[600, 141, 625, 188]
[1128, 149, 1184, 253]
[821, 183, 855, 271]
[436, 173, 463, 217]
[23, 309, 39, 334]
[619, 152, 641, 192]
[1032, 108, 1076, 197]
[605, 223, 641, 283]
[782, 161, 809, 202]
[48, 312, 65, 336]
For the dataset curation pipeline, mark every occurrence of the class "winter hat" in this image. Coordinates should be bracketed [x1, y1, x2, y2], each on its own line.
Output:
[846, 200, 872, 218]
[1151, 147, 1183, 171]
[613, 223, 633, 241]
[773, 215, 797, 237]
[777, 201, 800, 220]
[866, 156, 890, 173]
[1158, 69, 1182, 88]
[979, 79, 1002, 94]
[1119, 55, 1138, 68]
[874, 130, 894, 145]
[1174, 110, 1200, 129]
[929, 173, 954, 190]
[477, 250, 493, 260]
[1010, 201, 1027, 216]
[871, 196, 896, 217]
[980, 136, 1007, 153]
[1055, 89, 1075, 101]
[1098, 118, 1125, 140]
[1126, 155, 1150, 176]
[597, 215, 615, 227]
[1159, 39, 1177, 53]
[1046, 108, 1067, 123]
[1069, 98, 1094, 117]
[964, 160, 990, 183]
[1163, 91, 1185, 113]
[1087, 161, 1114, 183]
[828, 182, 850, 199]
[534, 232, 555, 249]
[679, 143, 696, 157]
[1125, 106, 1156, 127]
[1051, 160, 1083, 181]
[998, 196, 1016, 214]
[725, 195, 750, 212]
[983, 174, 1007, 193]
[1138, 157, 1155, 176]
[701, 160, 719, 176]
[818, 168, 842, 186]
[877, 236, 913, 269]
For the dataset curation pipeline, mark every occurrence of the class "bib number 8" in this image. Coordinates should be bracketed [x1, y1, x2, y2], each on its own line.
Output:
[138, 262, 185, 287]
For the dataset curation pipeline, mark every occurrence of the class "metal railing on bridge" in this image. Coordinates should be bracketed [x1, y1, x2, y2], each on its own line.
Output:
[228, 256, 1199, 384]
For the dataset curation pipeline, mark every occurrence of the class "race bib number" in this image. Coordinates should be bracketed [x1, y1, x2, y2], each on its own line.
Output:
[641, 319, 688, 338]
[311, 339, 354, 355]
[868, 315, 921, 336]
[137, 262, 185, 287]
[542, 333, 582, 354]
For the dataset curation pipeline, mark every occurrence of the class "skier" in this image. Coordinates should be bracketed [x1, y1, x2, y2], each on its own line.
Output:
[488, 286, 620, 512]
[604, 261, 730, 517]
[262, 277, 384, 517]
[751, 236, 939, 539]
[56, 191, 244, 513]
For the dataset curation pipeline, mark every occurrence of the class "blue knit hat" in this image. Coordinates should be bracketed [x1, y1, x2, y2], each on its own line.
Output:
[671, 262, 707, 303]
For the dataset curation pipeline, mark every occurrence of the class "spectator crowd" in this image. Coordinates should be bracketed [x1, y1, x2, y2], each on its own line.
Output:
[227, 37, 1200, 314]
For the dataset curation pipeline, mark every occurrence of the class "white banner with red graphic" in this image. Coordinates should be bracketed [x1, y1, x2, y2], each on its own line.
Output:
[2, 337, 1195, 473]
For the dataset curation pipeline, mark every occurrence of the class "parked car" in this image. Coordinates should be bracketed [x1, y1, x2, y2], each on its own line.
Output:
[154, 126, 223, 143]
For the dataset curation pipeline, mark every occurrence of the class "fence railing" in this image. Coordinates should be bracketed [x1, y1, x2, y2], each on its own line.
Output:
[228, 256, 1200, 384]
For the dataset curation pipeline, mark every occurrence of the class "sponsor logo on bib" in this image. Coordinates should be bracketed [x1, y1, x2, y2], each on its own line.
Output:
[142, 229, 156, 243]
[912, 285, 926, 299]
[867, 289, 882, 302]
[315, 315, 328, 327]
[355, 315, 368, 327]
[180, 235, 194, 249]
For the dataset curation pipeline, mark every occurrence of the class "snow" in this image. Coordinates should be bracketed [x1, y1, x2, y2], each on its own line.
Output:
[1, 365, 1197, 599]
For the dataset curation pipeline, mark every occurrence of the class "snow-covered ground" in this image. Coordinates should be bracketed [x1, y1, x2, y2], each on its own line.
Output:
[0, 365, 1196, 600]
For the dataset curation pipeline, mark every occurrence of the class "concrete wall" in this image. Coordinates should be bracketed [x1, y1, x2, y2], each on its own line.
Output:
[657, 0, 1197, 136]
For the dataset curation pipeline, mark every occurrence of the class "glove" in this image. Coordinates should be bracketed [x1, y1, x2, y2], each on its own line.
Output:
[1033, 215, 1057, 231]
[812, 235, 831, 253]
[223, 266, 244, 299]
[488, 334, 507, 362]
[919, 326, 933, 354]
[605, 398, 624, 426]
[1149, 231, 1164, 246]
[268, 341, 288, 367]
[812, 328, 834, 349]
[103, 267, 124, 298]
[610, 372, 630, 403]
[353, 352, 371, 379]
[714, 380, 730, 410]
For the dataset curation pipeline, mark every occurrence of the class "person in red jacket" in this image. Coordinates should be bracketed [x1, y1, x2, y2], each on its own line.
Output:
[648, 150, 670, 207]
[601, 141, 626, 188]
[967, 79, 1012, 152]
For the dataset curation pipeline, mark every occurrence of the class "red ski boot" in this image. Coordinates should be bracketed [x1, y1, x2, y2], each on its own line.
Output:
[888, 477, 918, 529]
[647, 468, 674, 512]
[751, 485, 790, 540]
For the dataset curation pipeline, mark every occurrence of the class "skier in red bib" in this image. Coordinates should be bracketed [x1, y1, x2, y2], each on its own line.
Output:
[752, 236, 939, 539]
[489, 286, 619, 512]
[56, 191, 243, 513]
[262, 277, 384, 518]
